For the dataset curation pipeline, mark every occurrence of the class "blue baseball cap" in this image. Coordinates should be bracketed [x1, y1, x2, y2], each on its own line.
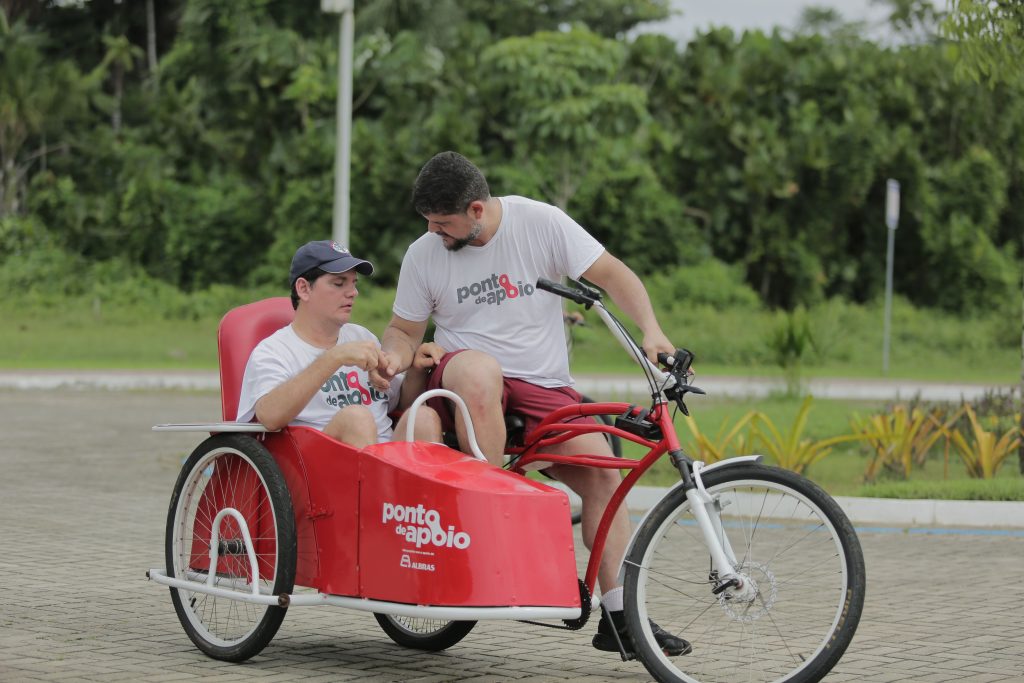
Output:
[289, 240, 374, 286]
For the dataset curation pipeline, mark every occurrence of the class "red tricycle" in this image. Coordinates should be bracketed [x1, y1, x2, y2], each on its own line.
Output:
[149, 278, 865, 683]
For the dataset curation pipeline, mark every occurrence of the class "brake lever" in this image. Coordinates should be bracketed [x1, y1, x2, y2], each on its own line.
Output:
[667, 383, 705, 416]
[573, 279, 603, 301]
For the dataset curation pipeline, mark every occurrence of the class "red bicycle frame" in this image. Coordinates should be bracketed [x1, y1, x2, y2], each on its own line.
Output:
[507, 398, 684, 594]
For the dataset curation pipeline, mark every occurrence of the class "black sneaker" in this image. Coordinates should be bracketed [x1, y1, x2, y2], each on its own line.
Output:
[591, 609, 692, 657]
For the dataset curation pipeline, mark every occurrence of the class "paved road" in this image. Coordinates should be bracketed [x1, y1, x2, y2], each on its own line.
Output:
[1, 390, 1022, 682]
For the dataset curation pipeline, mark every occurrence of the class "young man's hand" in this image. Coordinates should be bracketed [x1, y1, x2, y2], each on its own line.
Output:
[331, 340, 381, 371]
[369, 350, 396, 391]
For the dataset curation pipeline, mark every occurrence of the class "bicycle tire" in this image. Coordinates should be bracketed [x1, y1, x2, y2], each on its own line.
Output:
[166, 434, 297, 662]
[622, 463, 864, 683]
[373, 614, 476, 651]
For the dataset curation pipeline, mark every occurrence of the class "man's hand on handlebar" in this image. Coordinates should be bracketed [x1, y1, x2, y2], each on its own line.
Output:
[642, 330, 678, 369]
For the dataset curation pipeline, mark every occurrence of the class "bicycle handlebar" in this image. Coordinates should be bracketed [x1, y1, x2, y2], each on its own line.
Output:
[536, 278, 601, 308]
[537, 277, 676, 392]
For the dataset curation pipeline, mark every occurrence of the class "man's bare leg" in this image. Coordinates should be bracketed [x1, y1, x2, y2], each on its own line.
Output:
[393, 405, 443, 442]
[544, 432, 630, 592]
[323, 405, 377, 448]
[545, 430, 691, 655]
[437, 350, 506, 465]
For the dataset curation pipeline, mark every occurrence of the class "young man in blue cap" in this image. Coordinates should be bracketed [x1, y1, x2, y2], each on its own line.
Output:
[237, 240, 443, 447]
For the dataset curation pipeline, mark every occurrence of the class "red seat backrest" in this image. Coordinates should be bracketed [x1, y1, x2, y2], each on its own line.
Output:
[218, 297, 296, 421]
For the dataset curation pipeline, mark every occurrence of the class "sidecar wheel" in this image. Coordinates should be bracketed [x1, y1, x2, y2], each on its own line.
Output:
[373, 614, 476, 651]
[166, 434, 297, 662]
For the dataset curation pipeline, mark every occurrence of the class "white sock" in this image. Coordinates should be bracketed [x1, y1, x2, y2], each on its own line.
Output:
[602, 587, 624, 612]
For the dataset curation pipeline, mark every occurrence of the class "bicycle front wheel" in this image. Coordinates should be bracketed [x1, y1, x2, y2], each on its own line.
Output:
[623, 463, 864, 683]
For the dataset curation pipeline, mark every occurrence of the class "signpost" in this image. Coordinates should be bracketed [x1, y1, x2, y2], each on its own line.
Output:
[322, 0, 354, 249]
[882, 179, 900, 374]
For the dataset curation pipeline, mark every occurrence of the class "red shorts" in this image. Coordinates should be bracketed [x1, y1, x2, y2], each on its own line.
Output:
[424, 350, 596, 440]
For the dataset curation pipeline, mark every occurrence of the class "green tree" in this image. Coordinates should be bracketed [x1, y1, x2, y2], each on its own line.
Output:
[0, 15, 89, 218]
[943, 0, 1024, 472]
[97, 33, 144, 134]
[477, 27, 699, 270]
[481, 28, 651, 210]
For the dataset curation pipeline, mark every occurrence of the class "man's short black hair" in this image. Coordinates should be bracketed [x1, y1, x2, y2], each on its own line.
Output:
[412, 151, 490, 216]
[290, 267, 327, 309]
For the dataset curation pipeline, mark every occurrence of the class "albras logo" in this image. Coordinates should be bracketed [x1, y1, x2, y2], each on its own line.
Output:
[456, 272, 536, 306]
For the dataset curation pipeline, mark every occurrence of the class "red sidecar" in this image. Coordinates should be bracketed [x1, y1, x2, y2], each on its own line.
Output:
[150, 297, 582, 662]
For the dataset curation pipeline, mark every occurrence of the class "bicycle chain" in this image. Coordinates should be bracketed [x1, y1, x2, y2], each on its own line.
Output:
[518, 578, 592, 631]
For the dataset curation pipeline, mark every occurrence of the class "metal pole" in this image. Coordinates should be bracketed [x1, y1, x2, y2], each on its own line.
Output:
[882, 227, 895, 374]
[882, 179, 900, 375]
[326, 1, 354, 247]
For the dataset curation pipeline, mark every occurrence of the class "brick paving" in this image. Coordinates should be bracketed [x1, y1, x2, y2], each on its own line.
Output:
[1, 389, 1022, 683]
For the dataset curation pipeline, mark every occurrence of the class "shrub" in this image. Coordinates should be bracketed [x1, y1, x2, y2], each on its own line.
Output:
[750, 395, 866, 474]
[946, 405, 1022, 479]
[680, 411, 757, 464]
[851, 405, 948, 482]
[647, 259, 761, 312]
[766, 307, 815, 396]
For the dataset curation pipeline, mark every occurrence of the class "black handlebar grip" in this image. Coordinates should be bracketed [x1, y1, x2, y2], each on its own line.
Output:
[657, 352, 674, 367]
[536, 278, 561, 294]
[535, 278, 597, 307]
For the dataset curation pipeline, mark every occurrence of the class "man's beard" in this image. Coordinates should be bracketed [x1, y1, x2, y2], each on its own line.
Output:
[445, 221, 483, 251]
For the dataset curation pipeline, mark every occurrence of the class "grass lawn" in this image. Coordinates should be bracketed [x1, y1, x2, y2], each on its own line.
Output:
[2, 297, 1019, 384]
[2, 278, 1020, 384]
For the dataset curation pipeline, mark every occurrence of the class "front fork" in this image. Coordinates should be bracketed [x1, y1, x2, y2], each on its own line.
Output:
[669, 450, 755, 601]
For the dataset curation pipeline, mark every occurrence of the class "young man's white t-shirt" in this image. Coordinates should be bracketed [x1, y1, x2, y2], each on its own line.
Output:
[392, 195, 604, 388]
[237, 323, 403, 442]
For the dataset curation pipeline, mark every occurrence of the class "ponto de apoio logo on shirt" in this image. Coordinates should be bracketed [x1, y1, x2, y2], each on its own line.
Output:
[456, 272, 536, 306]
[382, 501, 471, 550]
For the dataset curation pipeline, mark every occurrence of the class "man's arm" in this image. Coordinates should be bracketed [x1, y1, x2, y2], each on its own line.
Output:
[581, 251, 674, 363]
[396, 342, 446, 410]
[379, 314, 429, 379]
[254, 341, 380, 430]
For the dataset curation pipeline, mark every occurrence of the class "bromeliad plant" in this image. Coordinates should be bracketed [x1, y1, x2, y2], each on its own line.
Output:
[851, 405, 950, 482]
[946, 405, 1022, 479]
[680, 412, 758, 464]
[750, 395, 866, 475]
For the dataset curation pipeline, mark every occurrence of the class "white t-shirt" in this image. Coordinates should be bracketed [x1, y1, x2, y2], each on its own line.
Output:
[393, 195, 604, 388]
[237, 323, 403, 442]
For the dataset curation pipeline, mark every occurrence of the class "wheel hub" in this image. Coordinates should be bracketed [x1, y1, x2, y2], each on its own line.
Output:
[718, 562, 777, 622]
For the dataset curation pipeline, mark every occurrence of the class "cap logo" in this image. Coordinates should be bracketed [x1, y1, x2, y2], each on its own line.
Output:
[331, 241, 349, 255]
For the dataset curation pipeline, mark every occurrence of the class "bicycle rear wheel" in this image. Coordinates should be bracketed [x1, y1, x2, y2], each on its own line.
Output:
[622, 463, 864, 683]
